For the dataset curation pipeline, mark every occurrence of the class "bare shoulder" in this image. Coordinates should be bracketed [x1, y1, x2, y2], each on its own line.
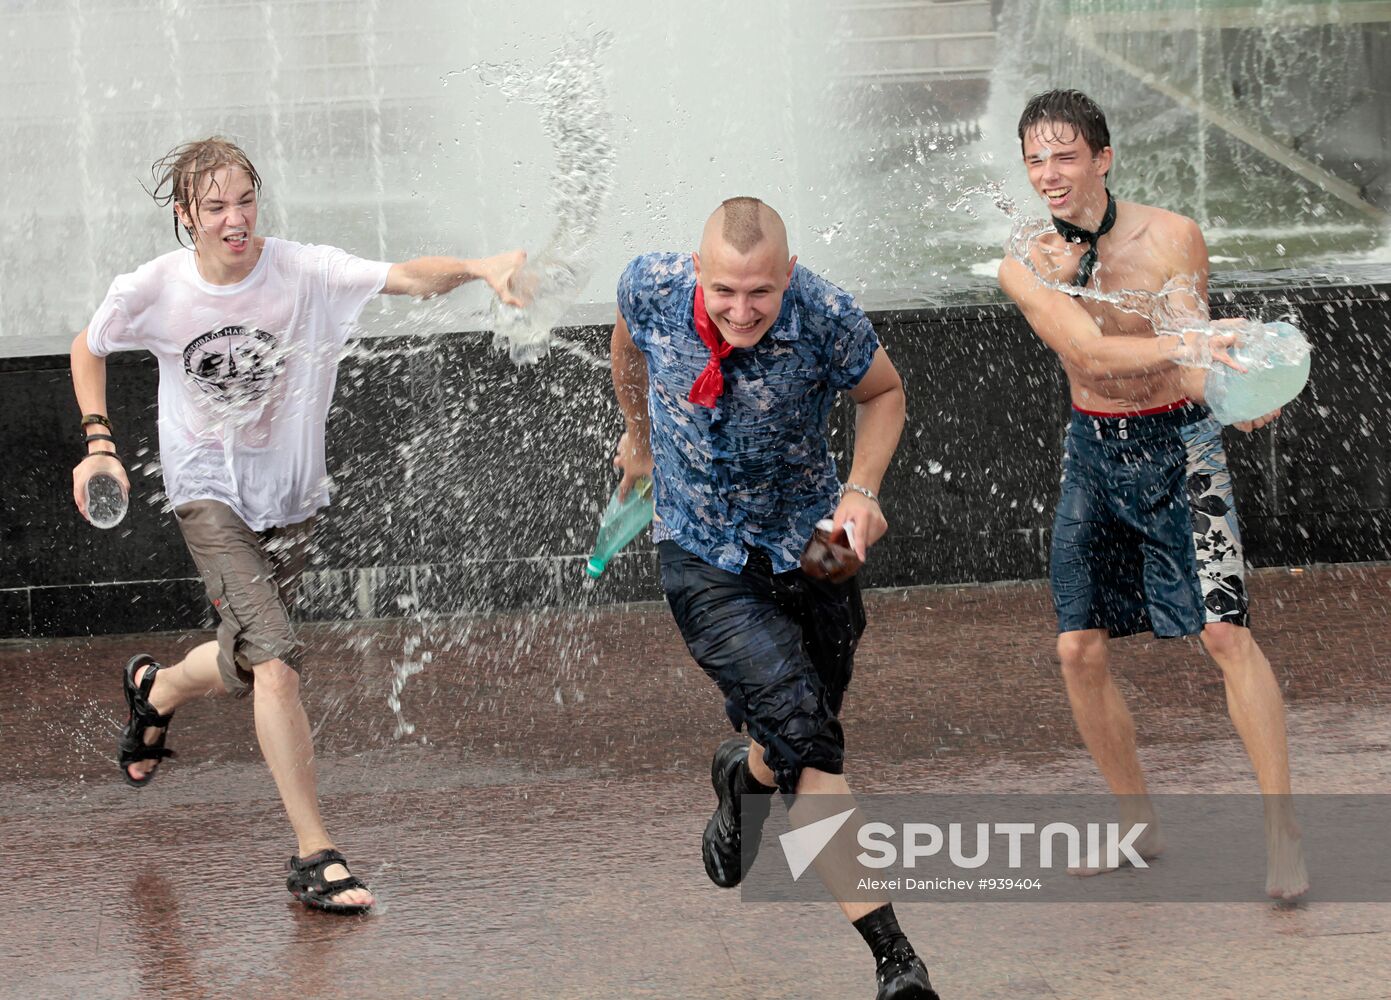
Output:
[999, 230, 1072, 297]
[1127, 202, 1203, 245]
[997, 252, 1043, 303]
[1124, 202, 1207, 272]
[998, 249, 1079, 321]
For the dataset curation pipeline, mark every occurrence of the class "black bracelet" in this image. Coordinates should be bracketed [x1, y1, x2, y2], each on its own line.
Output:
[81, 450, 121, 463]
[84, 433, 116, 446]
[81, 414, 112, 430]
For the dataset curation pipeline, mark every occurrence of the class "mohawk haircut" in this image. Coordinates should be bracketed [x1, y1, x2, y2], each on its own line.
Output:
[147, 136, 262, 249]
[1017, 89, 1112, 162]
[720, 196, 769, 254]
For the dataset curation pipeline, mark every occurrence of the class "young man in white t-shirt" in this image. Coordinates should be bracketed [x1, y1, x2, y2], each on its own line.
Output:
[70, 137, 524, 914]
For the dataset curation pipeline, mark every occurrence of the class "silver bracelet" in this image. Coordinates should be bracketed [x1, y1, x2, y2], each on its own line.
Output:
[841, 482, 879, 503]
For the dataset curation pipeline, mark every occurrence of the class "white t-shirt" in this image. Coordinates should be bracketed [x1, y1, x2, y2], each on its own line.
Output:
[87, 237, 391, 530]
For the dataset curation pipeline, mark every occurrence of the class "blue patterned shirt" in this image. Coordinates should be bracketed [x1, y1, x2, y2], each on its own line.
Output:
[619, 252, 879, 573]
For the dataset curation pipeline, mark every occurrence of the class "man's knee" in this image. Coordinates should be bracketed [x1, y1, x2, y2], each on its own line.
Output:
[1057, 630, 1108, 685]
[752, 711, 845, 796]
[794, 765, 845, 788]
[249, 657, 300, 699]
[1201, 622, 1255, 663]
[746, 740, 776, 785]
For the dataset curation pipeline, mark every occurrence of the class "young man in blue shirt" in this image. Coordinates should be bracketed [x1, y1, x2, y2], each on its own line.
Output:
[610, 197, 938, 1000]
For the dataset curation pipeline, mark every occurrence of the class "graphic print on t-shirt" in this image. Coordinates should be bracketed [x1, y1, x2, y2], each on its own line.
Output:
[182, 326, 283, 407]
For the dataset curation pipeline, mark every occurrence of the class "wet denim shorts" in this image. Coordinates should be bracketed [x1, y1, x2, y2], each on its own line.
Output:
[1050, 402, 1250, 639]
[658, 540, 866, 794]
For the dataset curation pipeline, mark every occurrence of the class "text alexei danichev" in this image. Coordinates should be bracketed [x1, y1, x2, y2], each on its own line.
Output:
[859, 877, 980, 891]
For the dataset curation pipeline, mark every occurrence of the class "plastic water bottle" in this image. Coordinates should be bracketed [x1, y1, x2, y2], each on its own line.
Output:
[84, 471, 128, 530]
[800, 519, 861, 583]
[584, 476, 654, 578]
[1204, 320, 1312, 425]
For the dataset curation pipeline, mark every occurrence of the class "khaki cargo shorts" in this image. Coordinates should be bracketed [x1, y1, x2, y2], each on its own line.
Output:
[174, 499, 316, 697]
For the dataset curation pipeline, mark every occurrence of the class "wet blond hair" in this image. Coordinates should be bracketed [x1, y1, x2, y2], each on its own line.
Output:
[147, 137, 262, 248]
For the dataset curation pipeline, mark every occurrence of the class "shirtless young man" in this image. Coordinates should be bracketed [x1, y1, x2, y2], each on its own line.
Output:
[71, 137, 524, 912]
[998, 90, 1307, 899]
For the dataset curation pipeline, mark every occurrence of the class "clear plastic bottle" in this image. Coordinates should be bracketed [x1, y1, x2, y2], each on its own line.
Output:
[490, 258, 581, 365]
[84, 471, 128, 530]
[1204, 320, 1312, 425]
[584, 476, 654, 578]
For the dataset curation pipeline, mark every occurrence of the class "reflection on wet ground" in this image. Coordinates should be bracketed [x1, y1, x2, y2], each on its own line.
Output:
[2, 564, 1388, 999]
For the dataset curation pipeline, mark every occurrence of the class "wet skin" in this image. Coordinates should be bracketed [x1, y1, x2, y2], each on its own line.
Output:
[128, 656, 374, 910]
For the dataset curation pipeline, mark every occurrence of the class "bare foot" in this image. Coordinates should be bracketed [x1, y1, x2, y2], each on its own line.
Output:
[292, 850, 375, 910]
[126, 661, 170, 782]
[1266, 824, 1308, 901]
[322, 862, 374, 909]
[1068, 821, 1165, 877]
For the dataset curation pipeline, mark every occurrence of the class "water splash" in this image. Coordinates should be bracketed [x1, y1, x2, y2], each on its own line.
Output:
[260, 1, 291, 235]
[363, 0, 388, 261]
[389, 634, 430, 739]
[952, 180, 1209, 335]
[158, 0, 187, 137]
[458, 32, 616, 365]
[548, 334, 609, 371]
[68, 0, 98, 309]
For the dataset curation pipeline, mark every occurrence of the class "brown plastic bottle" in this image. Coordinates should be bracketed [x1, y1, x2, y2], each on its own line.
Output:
[800, 519, 862, 583]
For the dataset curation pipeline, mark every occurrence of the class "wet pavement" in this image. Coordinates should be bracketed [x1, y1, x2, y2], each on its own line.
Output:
[2, 564, 1390, 999]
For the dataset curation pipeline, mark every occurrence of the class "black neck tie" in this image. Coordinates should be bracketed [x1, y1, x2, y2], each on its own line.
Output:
[1053, 191, 1117, 287]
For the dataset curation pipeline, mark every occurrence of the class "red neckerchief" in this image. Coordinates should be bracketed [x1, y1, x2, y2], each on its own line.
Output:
[688, 284, 733, 408]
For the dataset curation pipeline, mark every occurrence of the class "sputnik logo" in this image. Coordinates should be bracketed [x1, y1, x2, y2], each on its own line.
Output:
[779, 808, 857, 881]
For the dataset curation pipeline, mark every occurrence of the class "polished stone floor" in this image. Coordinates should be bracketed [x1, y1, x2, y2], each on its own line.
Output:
[2, 564, 1389, 999]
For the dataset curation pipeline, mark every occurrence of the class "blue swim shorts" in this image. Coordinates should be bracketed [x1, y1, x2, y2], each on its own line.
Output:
[1050, 401, 1250, 638]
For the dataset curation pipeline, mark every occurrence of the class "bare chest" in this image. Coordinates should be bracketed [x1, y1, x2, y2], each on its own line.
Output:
[1071, 256, 1173, 338]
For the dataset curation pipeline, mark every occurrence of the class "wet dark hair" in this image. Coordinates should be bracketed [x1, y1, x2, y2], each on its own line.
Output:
[146, 137, 262, 248]
[1017, 89, 1112, 162]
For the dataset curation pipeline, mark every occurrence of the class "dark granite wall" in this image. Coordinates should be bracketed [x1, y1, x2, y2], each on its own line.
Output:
[3, 283, 1388, 638]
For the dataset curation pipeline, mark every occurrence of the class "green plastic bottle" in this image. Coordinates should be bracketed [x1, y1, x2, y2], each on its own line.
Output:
[585, 476, 654, 578]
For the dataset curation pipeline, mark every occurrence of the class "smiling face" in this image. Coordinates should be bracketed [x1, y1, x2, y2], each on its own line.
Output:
[692, 198, 796, 348]
[1022, 121, 1112, 223]
[175, 164, 259, 275]
[692, 239, 796, 348]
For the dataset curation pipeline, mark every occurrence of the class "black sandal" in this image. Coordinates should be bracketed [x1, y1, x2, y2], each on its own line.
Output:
[118, 654, 176, 787]
[286, 849, 374, 915]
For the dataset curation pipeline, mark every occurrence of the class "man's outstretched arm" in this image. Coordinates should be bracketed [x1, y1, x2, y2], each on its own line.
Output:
[610, 311, 653, 499]
[384, 250, 526, 304]
[833, 347, 906, 559]
[999, 254, 1236, 379]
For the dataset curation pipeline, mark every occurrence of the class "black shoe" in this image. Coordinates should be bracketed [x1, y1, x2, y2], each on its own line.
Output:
[702, 738, 771, 888]
[876, 946, 939, 1000]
